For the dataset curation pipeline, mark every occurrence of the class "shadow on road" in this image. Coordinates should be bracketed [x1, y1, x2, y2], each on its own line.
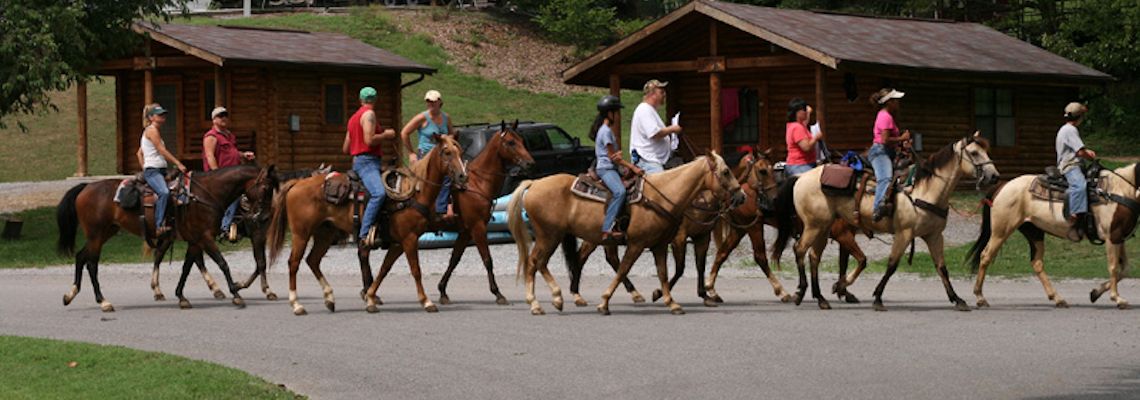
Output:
[1027, 366, 1140, 400]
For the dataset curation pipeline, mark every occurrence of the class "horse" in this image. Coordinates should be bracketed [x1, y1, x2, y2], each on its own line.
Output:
[568, 149, 791, 308]
[507, 153, 745, 315]
[966, 162, 1140, 309]
[786, 134, 1000, 311]
[56, 164, 277, 311]
[433, 121, 535, 305]
[267, 134, 467, 315]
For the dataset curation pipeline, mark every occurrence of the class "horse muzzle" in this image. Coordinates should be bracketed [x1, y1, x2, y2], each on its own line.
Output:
[730, 190, 746, 209]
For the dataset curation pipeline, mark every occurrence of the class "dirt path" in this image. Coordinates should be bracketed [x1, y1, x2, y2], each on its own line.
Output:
[0, 177, 125, 214]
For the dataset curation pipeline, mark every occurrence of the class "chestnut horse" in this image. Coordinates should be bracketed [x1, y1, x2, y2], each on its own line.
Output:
[56, 165, 277, 311]
[434, 121, 535, 305]
[508, 153, 744, 315]
[267, 134, 467, 315]
[786, 134, 1000, 311]
[967, 162, 1140, 309]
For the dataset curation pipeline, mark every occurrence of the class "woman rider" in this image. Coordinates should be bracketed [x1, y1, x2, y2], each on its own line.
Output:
[400, 89, 456, 218]
[136, 103, 188, 236]
[592, 95, 644, 243]
[868, 88, 911, 221]
[784, 98, 822, 177]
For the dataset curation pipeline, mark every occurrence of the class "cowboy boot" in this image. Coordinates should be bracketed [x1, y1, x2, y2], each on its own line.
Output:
[1065, 213, 1085, 242]
[227, 223, 240, 243]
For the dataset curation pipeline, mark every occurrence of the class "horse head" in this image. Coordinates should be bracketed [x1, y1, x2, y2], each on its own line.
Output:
[432, 134, 469, 187]
[958, 132, 1001, 186]
[243, 164, 279, 221]
[495, 119, 535, 171]
[703, 151, 745, 208]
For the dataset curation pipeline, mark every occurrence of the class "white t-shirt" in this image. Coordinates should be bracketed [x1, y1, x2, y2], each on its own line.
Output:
[630, 102, 671, 165]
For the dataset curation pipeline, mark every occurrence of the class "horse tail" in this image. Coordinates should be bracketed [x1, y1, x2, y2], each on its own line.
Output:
[559, 234, 578, 275]
[56, 183, 87, 256]
[267, 179, 299, 267]
[507, 180, 533, 284]
[966, 183, 1003, 273]
[712, 217, 729, 250]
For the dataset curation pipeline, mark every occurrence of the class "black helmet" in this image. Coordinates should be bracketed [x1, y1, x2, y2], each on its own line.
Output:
[597, 95, 624, 112]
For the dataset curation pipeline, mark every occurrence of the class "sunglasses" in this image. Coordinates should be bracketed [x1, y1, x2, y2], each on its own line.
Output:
[215, 113, 229, 118]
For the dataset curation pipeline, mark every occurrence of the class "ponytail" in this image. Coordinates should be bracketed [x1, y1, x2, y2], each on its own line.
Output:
[588, 111, 606, 142]
[870, 88, 892, 108]
[142, 103, 158, 128]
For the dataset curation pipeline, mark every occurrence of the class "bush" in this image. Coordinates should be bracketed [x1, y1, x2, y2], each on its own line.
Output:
[613, 18, 650, 39]
[533, 0, 615, 52]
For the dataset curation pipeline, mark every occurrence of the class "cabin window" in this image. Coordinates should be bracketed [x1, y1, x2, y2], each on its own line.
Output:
[202, 79, 226, 121]
[974, 88, 1015, 147]
[153, 83, 180, 154]
[724, 87, 760, 145]
[323, 83, 346, 126]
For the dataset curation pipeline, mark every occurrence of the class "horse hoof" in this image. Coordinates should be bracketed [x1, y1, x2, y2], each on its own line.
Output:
[531, 307, 545, 316]
[496, 296, 510, 306]
[631, 292, 646, 303]
[1055, 300, 1070, 308]
[213, 291, 226, 300]
[366, 305, 379, 314]
[438, 295, 452, 305]
[552, 299, 563, 312]
[703, 298, 719, 307]
[325, 301, 336, 312]
[596, 305, 610, 315]
[844, 294, 860, 304]
[651, 289, 663, 303]
[425, 304, 439, 313]
[818, 300, 831, 310]
[976, 299, 990, 308]
[1118, 302, 1131, 310]
[793, 294, 804, 306]
[670, 307, 686, 315]
[266, 292, 278, 301]
[154, 294, 166, 302]
[63, 295, 74, 306]
[232, 297, 245, 308]
[100, 302, 115, 313]
[872, 302, 887, 312]
[779, 294, 792, 303]
[573, 297, 588, 307]
[179, 299, 192, 309]
[293, 306, 307, 316]
[1090, 289, 1102, 303]
[954, 301, 971, 312]
[711, 295, 724, 304]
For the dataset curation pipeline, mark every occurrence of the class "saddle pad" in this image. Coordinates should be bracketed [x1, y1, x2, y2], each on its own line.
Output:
[1030, 177, 1108, 203]
[570, 176, 644, 204]
[820, 164, 856, 195]
[114, 179, 141, 210]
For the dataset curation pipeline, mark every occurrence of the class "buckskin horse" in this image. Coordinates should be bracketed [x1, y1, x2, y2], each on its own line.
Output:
[967, 162, 1140, 309]
[508, 153, 744, 315]
[785, 134, 1000, 311]
[433, 121, 534, 306]
[56, 164, 278, 311]
[268, 134, 467, 315]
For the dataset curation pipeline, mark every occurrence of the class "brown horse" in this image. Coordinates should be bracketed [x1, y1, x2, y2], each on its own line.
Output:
[787, 134, 1000, 311]
[434, 121, 535, 305]
[508, 153, 744, 315]
[967, 162, 1140, 309]
[569, 150, 790, 307]
[56, 165, 277, 311]
[267, 134, 467, 315]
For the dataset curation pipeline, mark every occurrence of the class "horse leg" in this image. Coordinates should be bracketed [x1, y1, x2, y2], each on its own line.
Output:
[652, 243, 685, 315]
[871, 234, 911, 311]
[570, 241, 596, 307]
[807, 232, 831, 310]
[748, 226, 789, 302]
[841, 235, 868, 303]
[472, 227, 509, 305]
[150, 239, 174, 301]
[792, 225, 823, 306]
[245, 226, 277, 300]
[1020, 226, 1066, 307]
[925, 233, 969, 311]
[438, 230, 471, 305]
[707, 227, 743, 303]
[357, 244, 379, 305]
[84, 241, 114, 312]
[834, 246, 851, 301]
[535, 245, 564, 314]
[400, 236, 438, 313]
[693, 234, 715, 307]
[63, 248, 87, 306]
[653, 235, 688, 303]
[598, 244, 645, 315]
[194, 251, 225, 300]
[1095, 247, 1132, 304]
[974, 221, 1019, 308]
[174, 245, 201, 309]
[305, 234, 337, 312]
[287, 234, 309, 315]
[365, 245, 404, 313]
[200, 241, 245, 308]
[611, 245, 644, 303]
[1105, 242, 1130, 309]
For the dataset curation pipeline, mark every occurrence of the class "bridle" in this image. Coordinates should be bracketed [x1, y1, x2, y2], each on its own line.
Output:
[959, 136, 995, 190]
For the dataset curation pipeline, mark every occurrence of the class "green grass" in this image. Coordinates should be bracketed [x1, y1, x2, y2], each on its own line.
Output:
[0, 207, 247, 269]
[863, 236, 1124, 280]
[0, 335, 302, 399]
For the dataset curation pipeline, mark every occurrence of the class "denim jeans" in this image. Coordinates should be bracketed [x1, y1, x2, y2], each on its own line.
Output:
[636, 159, 665, 174]
[143, 168, 169, 228]
[868, 144, 893, 212]
[221, 200, 239, 231]
[353, 155, 386, 238]
[598, 168, 625, 232]
[419, 149, 452, 214]
[784, 163, 815, 177]
[1064, 167, 1088, 218]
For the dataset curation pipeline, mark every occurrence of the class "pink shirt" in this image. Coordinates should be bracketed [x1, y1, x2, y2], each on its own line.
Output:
[785, 122, 815, 165]
[873, 109, 898, 145]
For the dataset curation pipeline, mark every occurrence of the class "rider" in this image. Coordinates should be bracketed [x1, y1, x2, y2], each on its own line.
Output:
[1056, 102, 1096, 241]
[868, 88, 912, 221]
[784, 98, 822, 177]
[631, 79, 682, 174]
[202, 106, 255, 242]
[592, 95, 644, 243]
[400, 89, 456, 218]
[342, 87, 396, 248]
[137, 103, 188, 236]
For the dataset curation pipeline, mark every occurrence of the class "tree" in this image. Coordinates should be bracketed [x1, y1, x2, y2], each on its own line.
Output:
[0, 0, 187, 129]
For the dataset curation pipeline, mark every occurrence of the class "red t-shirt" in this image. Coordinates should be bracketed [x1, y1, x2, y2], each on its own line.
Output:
[785, 122, 815, 165]
[348, 105, 383, 157]
[203, 128, 241, 171]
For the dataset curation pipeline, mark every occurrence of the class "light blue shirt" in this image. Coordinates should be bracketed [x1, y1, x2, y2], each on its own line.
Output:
[417, 111, 449, 155]
[595, 124, 616, 170]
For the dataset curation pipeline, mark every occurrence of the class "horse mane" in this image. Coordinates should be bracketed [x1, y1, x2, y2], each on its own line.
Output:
[913, 137, 989, 184]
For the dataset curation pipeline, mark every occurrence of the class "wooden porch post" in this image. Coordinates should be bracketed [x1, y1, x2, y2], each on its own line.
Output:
[214, 66, 225, 107]
[609, 73, 622, 150]
[75, 81, 88, 177]
[144, 70, 154, 105]
[708, 21, 722, 154]
[814, 65, 827, 134]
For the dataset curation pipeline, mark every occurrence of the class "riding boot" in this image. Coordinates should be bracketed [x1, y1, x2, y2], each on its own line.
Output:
[1065, 213, 1086, 242]
[226, 223, 240, 243]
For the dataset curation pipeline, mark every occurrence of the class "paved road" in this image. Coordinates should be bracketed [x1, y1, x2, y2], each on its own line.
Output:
[3, 259, 1139, 400]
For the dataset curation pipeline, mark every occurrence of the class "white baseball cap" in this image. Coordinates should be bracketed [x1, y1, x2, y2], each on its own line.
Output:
[877, 89, 905, 104]
[424, 90, 442, 102]
[211, 107, 229, 119]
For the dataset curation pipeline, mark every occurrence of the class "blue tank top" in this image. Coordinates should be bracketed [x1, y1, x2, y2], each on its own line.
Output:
[417, 111, 449, 155]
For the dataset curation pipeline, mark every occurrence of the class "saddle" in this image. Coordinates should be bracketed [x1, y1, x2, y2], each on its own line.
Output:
[570, 167, 645, 204]
[819, 164, 858, 196]
[114, 172, 190, 210]
[850, 147, 917, 219]
[1029, 166, 1105, 207]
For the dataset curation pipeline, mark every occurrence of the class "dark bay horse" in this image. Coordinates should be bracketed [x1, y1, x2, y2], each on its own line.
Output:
[56, 165, 277, 311]
[434, 121, 535, 305]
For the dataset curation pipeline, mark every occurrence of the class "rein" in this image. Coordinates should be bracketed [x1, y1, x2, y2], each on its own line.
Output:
[639, 158, 723, 225]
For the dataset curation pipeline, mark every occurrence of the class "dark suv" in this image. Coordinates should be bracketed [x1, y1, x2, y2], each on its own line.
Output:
[455, 121, 595, 196]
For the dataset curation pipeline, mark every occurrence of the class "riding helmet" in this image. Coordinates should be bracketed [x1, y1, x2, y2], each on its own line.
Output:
[597, 95, 624, 112]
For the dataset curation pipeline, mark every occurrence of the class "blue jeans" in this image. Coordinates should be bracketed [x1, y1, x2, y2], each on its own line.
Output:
[143, 168, 170, 229]
[784, 163, 815, 177]
[1064, 167, 1087, 218]
[598, 168, 625, 232]
[635, 159, 665, 174]
[221, 200, 239, 231]
[419, 149, 451, 214]
[868, 144, 893, 212]
[353, 155, 386, 238]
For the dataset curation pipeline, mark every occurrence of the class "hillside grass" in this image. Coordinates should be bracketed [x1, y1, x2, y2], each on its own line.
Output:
[0, 335, 303, 399]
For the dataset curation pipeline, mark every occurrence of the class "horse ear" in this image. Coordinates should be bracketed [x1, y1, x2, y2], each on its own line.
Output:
[500, 120, 506, 132]
[763, 148, 773, 159]
[512, 119, 519, 131]
[973, 130, 981, 138]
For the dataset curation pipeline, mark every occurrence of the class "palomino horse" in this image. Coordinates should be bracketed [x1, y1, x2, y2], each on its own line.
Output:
[569, 150, 791, 308]
[508, 153, 744, 315]
[267, 134, 467, 315]
[967, 162, 1140, 309]
[787, 134, 1000, 311]
[434, 121, 535, 305]
[56, 165, 277, 311]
